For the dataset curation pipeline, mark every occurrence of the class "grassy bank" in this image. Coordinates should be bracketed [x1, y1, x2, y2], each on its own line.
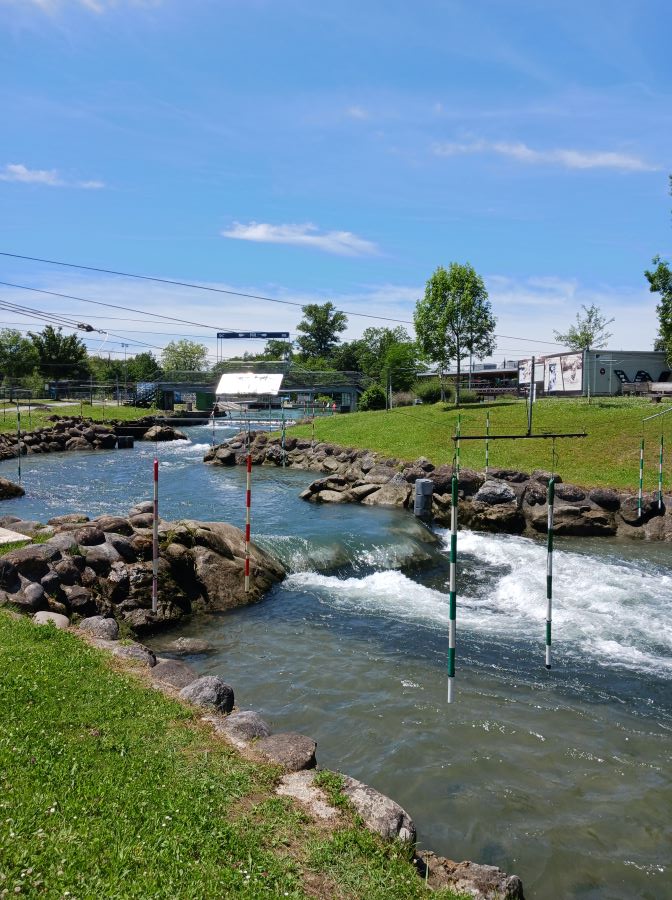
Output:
[293, 398, 672, 490]
[0, 402, 160, 435]
[0, 612, 462, 899]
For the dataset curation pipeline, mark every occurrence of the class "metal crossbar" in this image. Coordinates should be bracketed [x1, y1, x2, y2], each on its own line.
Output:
[452, 432, 587, 441]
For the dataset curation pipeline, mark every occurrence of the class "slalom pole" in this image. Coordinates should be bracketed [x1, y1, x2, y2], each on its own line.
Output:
[244, 450, 252, 592]
[638, 437, 644, 518]
[658, 433, 664, 511]
[16, 404, 21, 483]
[152, 457, 159, 613]
[485, 410, 490, 475]
[281, 411, 286, 468]
[545, 477, 555, 669]
[211, 405, 216, 447]
[448, 473, 458, 703]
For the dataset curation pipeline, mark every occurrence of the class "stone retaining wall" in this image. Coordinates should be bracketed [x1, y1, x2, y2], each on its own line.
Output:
[204, 431, 672, 541]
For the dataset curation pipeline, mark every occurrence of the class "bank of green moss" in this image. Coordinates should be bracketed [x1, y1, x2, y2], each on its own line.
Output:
[0, 612, 463, 898]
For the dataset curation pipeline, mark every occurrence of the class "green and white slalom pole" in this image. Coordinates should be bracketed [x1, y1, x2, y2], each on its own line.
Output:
[281, 412, 286, 469]
[485, 411, 490, 475]
[658, 433, 664, 511]
[455, 415, 461, 477]
[545, 477, 555, 669]
[638, 437, 644, 518]
[16, 404, 21, 483]
[448, 473, 458, 702]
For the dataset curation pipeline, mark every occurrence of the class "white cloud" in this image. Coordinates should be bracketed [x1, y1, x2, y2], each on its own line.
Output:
[9, 0, 161, 11]
[0, 163, 104, 188]
[433, 138, 657, 172]
[345, 105, 369, 120]
[221, 222, 379, 257]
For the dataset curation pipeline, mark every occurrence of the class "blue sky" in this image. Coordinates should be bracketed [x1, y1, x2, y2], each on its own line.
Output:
[1, 0, 670, 364]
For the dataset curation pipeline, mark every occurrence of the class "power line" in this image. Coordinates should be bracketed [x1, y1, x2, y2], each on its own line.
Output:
[0, 251, 569, 345]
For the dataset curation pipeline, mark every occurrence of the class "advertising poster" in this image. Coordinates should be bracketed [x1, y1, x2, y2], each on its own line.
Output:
[543, 353, 583, 392]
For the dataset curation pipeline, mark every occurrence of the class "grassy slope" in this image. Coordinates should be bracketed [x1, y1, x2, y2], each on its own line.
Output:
[292, 398, 672, 491]
[0, 613, 462, 899]
[0, 402, 161, 436]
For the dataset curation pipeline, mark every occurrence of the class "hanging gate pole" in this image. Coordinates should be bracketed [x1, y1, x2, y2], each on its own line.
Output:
[152, 458, 159, 613]
[545, 477, 555, 669]
[448, 473, 458, 703]
[244, 451, 252, 592]
[638, 437, 644, 518]
[658, 433, 664, 511]
[16, 404, 21, 482]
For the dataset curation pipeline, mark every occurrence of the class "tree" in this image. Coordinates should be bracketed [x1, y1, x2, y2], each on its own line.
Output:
[646, 257, 672, 364]
[29, 326, 90, 380]
[127, 352, 162, 382]
[263, 339, 293, 360]
[296, 302, 347, 358]
[160, 340, 209, 374]
[0, 329, 39, 383]
[414, 263, 496, 405]
[553, 304, 614, 352]
[381, 342, 420, 392]
[358, 383, 387, 411]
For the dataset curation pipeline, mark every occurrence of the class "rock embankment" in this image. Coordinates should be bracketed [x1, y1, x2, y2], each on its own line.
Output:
[205, 431, 672, 541]
[0, 505, 284, 632]
[0, 415, 187, 462]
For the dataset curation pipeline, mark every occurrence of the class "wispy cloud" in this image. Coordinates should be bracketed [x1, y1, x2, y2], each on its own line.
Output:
[221, 222, 379, 257]
[0, 163, 104, 188]
[345, 105, 369, 120]
[12, 0, 161, 12]
[433, 139, 658, 172]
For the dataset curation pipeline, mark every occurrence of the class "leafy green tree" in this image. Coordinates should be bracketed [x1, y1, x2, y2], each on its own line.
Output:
[29, 326, 90, 380]
[88, 355, 124, 384]
[0, 329, 39, 382]
[414, 263, 496, 405]
[646, 257, 672, 363]
[358, 383, 387, 411]
[263, 339, 293, 360]
[127, 352, 162, 382]
[381, 342, 420, 392]
[331, 339, 366, 372]
[296, 302, 347, 358]
[160, 340, 209, 374]
[553, 303, 614, 352]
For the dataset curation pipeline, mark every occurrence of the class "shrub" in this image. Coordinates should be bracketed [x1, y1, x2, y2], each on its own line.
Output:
[392, 391, 415, 407]
[456, 389, 480, 404]
[358, 384, 387, 411]
[413, 378, 453, 404]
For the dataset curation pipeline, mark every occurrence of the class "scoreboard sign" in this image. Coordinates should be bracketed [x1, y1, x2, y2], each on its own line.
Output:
[217, 331, 290, 339]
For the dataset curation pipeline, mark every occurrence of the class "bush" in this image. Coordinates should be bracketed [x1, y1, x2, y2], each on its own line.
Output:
[392, 391, 415, 407]
[358, 384, 387, 411]
[456, 389, 480, 404]
[413, 378, 453, 404]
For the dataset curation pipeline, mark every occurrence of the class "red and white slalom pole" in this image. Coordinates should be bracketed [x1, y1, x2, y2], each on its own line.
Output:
[244, 451, 252, 592]
[152, 457, 159, 613]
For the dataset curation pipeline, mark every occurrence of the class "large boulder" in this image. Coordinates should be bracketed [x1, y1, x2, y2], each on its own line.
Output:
[255, 733, 317, 772]
[179, 676, 234, 713]
[142, 425, 188, 442]
[418, 853, 524, 900]
[340, 775, 416, 844]
[2, 545, 50, 581]
[79, 615, 119, 641]
[213, 710, 272, 749]
[0, 477, 25, 500]
[474, 481, 517, 505]
[151, 658, 197, 689]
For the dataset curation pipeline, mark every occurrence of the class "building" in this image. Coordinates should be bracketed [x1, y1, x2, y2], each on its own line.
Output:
[518, 350, 671, 397]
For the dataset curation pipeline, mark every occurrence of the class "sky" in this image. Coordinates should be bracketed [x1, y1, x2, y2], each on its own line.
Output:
[0, 0, 671, 366]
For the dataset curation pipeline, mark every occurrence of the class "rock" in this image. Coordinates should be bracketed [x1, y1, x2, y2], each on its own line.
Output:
[554, 483, 586, 502]
[93, 515, 134, 535]
[474, 481, 517, 505]
[79, 615, 119, 640]
[487, 468, 528, 483]
[53, 557, 83, 585]
[6, 521, 50, 537]
[313, 489, 349, 503]
[589, 488, 621, 511]
[62, 585, 96, 616]
[19, 582, 48, 612]
[413, 456, 435, 472]
[0, 477, 25, 500]
[33, 610, 69, 629]
[428, 464, 455, 494]
[523, 483, 547, 506]
[213, 710, 272, 748]
[462, 500, 526, 534]
[74, 526, 106, 546]
[142, 425, 187, 442]
[457, 468, 485, 496]
[84, 542, 121, 574]
[129, 513, 155, 529]
[151, 658, 198, 689]
[418, 853, 525, 900]
[361, 480, 411, 507]
[47, 514, 90, 525]
[276, 770, 338, 821]
[0, 559, 19, 591]
[130, 533, 153, 560]
[112, 641, 156, 667]
[179, 675, 234, 713]
[97, 561, 130, 603]
[166, 637, 216, 655]
[531, 469, 562, 485]
[44, 532, 78, 553]
[348, 483, 380, 501]
[340, 775, 416, 843]
[255, 733, 317, 772]
[128, 501, 154, 516]
[211, 447, 236, 466]
[2, 545, 50, 581]
[364, 464, 396, 485]
[105, 534, 137, 562]
[65, 437, 94, 451]
[40, 570, 64, 598]
[528, 504, 617, 536]
[619, 495, 658, 526]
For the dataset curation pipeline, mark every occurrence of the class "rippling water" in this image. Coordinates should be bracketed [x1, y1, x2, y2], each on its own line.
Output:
[1, 425, 670, 900]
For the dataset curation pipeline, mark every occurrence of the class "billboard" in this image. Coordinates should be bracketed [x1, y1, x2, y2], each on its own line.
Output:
[518, 359, 544, 385]
[544, 353, 583, 392]
[217, 331, 289, 339]
[215, 372, 284, 396]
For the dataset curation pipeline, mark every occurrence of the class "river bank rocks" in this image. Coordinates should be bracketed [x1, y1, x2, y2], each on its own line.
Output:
[0, 415, 188, 466]
[205, 432, 672, 541]
[0, 506, 284, 632]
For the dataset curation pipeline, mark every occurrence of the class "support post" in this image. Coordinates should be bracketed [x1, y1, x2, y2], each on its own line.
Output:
[244, 451, 252, 592]
[659, 433, 664, 511]
[638, 437, 644, 518]
[545, 477, 555, 669]
[152, 458, 159, 613]
[485, 411, 490, 475]
[527, 356, 535, 436]
[448, 473, 458, 703]
[16, 404, 21, 483]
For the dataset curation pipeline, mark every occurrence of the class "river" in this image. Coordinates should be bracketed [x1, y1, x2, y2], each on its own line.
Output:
[1, 424, 670, 900]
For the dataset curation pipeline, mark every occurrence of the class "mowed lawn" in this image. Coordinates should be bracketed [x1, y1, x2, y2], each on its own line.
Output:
[0, 402, 160, 435]
[294, 398, 672, 491]
[0, 613, 462, 899]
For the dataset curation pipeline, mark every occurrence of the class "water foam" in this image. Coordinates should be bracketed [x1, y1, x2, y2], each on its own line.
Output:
[285, 530, 672, 678]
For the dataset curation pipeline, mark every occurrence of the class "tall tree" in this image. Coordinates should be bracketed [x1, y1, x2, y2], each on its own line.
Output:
[414, 263, 496, 405]
[553, 304, 614, 351]
[29, 326, 90, 380]
[160, 340, 209, 373]
[645, 176, 672, 364]
[127, 352, 162, 382]
[0, 329, 39, 382]
[263, 339, 294, 360]
[296, 302, 347, 358]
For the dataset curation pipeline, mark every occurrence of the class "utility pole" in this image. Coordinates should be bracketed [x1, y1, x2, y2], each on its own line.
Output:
[527, 356, 535, 436]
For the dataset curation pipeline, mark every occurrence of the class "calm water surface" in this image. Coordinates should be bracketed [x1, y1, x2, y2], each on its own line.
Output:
[1, 425, 670, 900]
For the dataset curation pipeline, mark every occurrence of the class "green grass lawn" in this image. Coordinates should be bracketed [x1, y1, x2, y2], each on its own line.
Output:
[0, 402, 160, 435]
[0, 612, 462, 899]
[292, 397, 672, 491]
